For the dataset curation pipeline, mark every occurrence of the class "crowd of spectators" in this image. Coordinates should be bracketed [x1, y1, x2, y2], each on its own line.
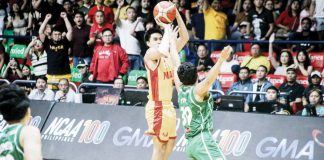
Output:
[0, 0, 324, 117]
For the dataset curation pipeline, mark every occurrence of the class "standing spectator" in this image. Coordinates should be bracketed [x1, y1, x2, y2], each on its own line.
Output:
[241, 43, 271, 73]
[30, 0, 43, 35]
[251, 65, 273, 102]
[293, 50, 313, 76]
[291, 17, 318, 52]
[173, 0, 191, 27]
[247, 0, 274, 40]
[276, 0, 301, 38]
[87, 0, 114, 25]
[264, 0, 278, 22]
[297, 0, 316, 32]
[72, 11, 92, 67]
[28, 76, 55, 101]
[268, 34, 294, 75]
[39, 12, 73, 83]
[202, 0, 230, 50]
[231, 0, 252, 35]
[191, 0, 204, 40]
[115, 0, 145, 70]
[195, 43, 214, 72]
[310, 0, 324, 50]
[227, 66, 253, 109]
[2, 58, 23, 82]
[136, 76, 148, 89]
[220, 51, 239, 73]
[24, 38, 47, 77]
[89, 28, 129, 83]
[6, 2, 32, 37]
[87, 10, 114, 49]
[40, 0, 64, 25]
[78, 0, 92, 16]
[112, 0, 130, 20]
[279, 68, 305, 107]
[59, 0, 75, 27]
[302, 89, 324, 117]
[130, 19, 155, 57]
[302, 70, 324, 105]
[0, 43, 4, 72]
[138, 0, 152, 22]
[55, 78, 76, 102]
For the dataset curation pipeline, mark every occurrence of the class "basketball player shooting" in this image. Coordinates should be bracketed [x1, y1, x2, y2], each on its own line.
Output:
[171, 42, 232, 160]
[143, 2, 189, 160]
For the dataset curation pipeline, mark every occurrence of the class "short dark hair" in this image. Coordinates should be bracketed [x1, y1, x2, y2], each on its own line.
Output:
[267, 86, 279, 93]
[302, 17, 312, 25]
[177, 62, 198, 85]
[73, 11, 85, 18]
[136, 76, 148, 83]
[36, 75, 48, 83]
[258, 65, 268, 73]
[239, 66, 250, 73]
[102, 28, 113, 35]
[0, 84, 30, 122]
[144, 28, 163, 43]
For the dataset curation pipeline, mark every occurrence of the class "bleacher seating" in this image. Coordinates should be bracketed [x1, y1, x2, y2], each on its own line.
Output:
[218, 74, 237, 93]
[296, 76, 309, 88]
[309, 52, 324, 71]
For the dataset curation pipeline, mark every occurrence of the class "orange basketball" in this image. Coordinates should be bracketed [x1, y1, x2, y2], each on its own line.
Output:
[153, 1, 176, 24]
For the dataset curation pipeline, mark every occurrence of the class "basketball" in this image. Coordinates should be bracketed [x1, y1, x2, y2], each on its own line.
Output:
[153, 1, 176, 24]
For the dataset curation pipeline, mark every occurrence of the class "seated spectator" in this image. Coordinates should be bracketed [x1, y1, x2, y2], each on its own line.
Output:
[293, 50, 313, 76]
[89, 28, 129, 83]
[297, 0, 316, 32]
[210, 78, 222, 103]
[301, 88, 324, 117]
[291, 17, 318, 52]
[195, 43, 214, 72]
[302, 70, 324, 105]
[251, 65, 273, 102]
[136, 76, 148, 89]
[227, 67, 253, 109]
[28, 76, 55, 101]
[220, 50, 239, 73]
[265, 86, 291, 114]
[230, 0, 252, 37]
[2, 58, 23, 82]
[77, 59, 91, 83]
[21, 65, 34, 80]
[55, 78, 76, 102]
[268, 33, 294, 75]
[241, 43, 270, 73]
[113, 77, 126, 105]
[24, 38, 47, 77]
[275, 0, 301, 38]
[279, 68, 305, 108]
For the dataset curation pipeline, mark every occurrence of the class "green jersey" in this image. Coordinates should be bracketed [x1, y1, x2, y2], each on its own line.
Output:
[0, 124, 24, 160]
[178, 85, 214, 139]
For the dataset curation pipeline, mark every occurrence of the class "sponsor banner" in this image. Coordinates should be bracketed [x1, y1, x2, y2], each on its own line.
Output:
[41, 103, 324, 160]
[0, 100, 54, 131]
[71, 67, 82, 82]
[9, 44, 26, 59]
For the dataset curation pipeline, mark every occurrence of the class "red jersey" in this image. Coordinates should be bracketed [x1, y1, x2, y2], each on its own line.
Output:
[88, 5, 114, 25]
[89, 23, 114, 48]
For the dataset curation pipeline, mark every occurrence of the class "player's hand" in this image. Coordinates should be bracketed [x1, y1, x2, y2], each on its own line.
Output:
[154, 17, 168, 29]
[169, 24, 179, 40]
[219, 46, 233, 60]
[60, 12, 67, 18]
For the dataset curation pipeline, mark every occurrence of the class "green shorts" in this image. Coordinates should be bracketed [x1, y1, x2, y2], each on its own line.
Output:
[186, 131, 226, 160]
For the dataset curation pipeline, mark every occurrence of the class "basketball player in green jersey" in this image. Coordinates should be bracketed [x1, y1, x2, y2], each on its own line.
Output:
[169, 32, 232, 159]
[0, 84, 42, 160]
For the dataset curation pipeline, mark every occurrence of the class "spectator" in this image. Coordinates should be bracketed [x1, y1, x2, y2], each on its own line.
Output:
[279, 67, 305, 107]
[195, 43, 214, 72]
[115, 1, 145, 70]
[30, 0, 43, 35]
[264, 86, 291, 114]
[251, 65, 273, 102]
[112, 0, 130, 20]
[310, 0, 324, 50]
[247, 0, 274, 40]
[293, 50, 313, 76]
[0, 43, 4, 71]
[87, 10, 114, 48]
[2, 58, 23, 82]
[240, 21, 253, 52]
[291, 17, 318, 52]
[220, 50, 239, 73]
[268, 33, 294, 75]
[210, 78, 222, 102]
[6, 2, 32, 37]
[28, 76, 55, 101]
[21, 65, 34, 80]
[0, 2, 6, 39]
[231, 0, 252, 35]
[138, 0, 153, 23]
[87, 0, 114, 25]
[89, 28, 129, 83]
[55, 78, 76, 102]
[77, 59, 91, 83]
[322, 68, 324, 77]
[173, 0, 191, 27]
[40, 0, 64, 25]
[72, 11, 92, 67]
[302, 70, 324, 105]
[58, 0, 75, 27]
[136, 76, 148, 89]
[302, 88, 324, 117]
[264, 0, 278, 22]
[202, 0, 230, 50]
[297, 0, 316, 32]
[78, 0, 92, 16]
[241, 43, 270, 73]
[24, 38, 47, 77]
[191, 0, 204, 40]
[113, 77, 126, 105]
[227, 66, 253, 109]
[39, 13, 73, 83]
[275, 0, 301, 38]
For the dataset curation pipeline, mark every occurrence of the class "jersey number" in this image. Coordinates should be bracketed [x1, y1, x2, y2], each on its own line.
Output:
[180, 106, 192, 127]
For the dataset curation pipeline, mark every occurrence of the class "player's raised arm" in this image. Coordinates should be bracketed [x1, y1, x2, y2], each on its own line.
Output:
[194, 46, 232, 101]
[169, 25, 182, 92]
[174, 9, 189, 52]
